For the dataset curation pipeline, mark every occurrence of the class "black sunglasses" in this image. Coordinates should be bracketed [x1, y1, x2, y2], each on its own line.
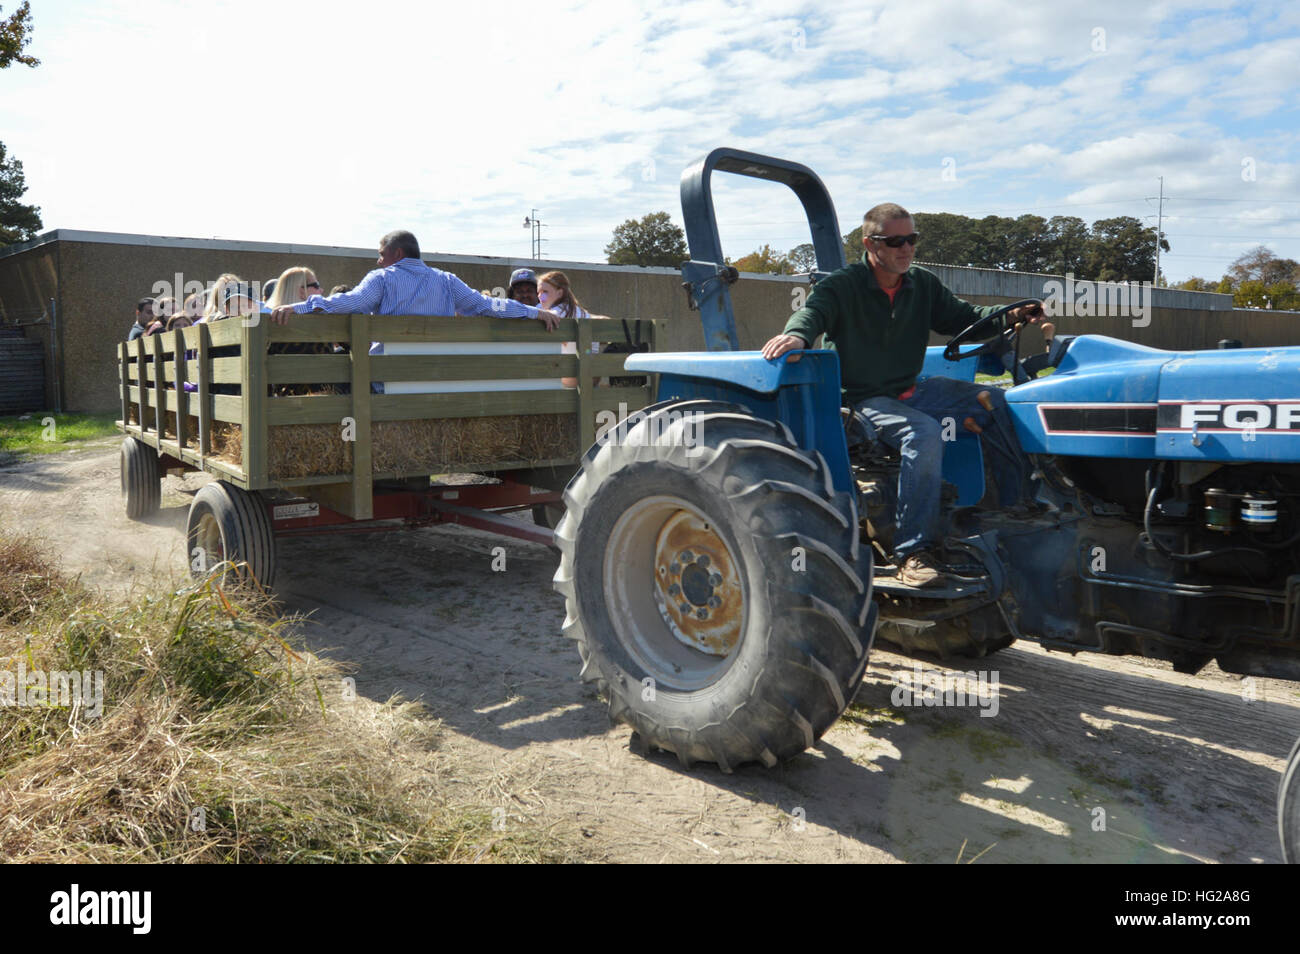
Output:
[306, 281, 321, 289]
[870, 232, 920, 248]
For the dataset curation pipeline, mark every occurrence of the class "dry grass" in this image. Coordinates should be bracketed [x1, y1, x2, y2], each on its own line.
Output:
[0, 537, 580, 863]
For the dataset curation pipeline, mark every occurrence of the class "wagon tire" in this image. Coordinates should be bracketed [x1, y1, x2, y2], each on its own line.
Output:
[185, 481, 276, 589]
[554, 399, 876, 772]
[121, 437, 161, 519]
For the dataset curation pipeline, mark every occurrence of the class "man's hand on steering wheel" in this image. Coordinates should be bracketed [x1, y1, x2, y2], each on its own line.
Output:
[1005, 300, 1046, 325]
[943, 298, 1046, 361]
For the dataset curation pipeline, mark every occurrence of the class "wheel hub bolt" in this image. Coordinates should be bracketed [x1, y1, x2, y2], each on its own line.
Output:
[679, 602, 691, 614]
[695, 608, 708, 620]
[709, 573, 723, 586]
[680, 550, 694, 563]
[667, 583, 681, 596]
[707, 596, 721, 608]
[669, 561, 681, 574]
[697, 555, 710, 568]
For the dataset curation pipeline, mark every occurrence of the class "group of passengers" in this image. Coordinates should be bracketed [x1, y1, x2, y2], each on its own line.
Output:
[125, 230, 623, 394]
[127, 267, 352, 341]
[127, 231, 594, 344]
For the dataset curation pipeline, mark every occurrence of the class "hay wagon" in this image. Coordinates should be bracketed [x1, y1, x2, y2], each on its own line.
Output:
[115, 314, 660, 585]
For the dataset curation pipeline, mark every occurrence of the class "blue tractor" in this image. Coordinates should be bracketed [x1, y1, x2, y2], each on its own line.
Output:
[553, 150, 1300, 846]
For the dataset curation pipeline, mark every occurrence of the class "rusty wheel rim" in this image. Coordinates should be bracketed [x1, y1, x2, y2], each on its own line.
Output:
[192, 512, 224, 575]
[602, 495, 746, 691]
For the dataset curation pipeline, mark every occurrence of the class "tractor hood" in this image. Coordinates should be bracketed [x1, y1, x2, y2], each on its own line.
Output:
[1006, 336, 1300, 462]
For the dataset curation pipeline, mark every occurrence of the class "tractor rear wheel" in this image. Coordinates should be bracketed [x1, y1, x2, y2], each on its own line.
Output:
[554, 400, 876, 771]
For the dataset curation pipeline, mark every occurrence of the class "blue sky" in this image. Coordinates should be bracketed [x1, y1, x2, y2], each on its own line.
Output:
[3, 0, 1298, 283]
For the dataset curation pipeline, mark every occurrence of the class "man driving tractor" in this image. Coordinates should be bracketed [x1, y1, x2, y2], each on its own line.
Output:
[761, 202, 1044, 587]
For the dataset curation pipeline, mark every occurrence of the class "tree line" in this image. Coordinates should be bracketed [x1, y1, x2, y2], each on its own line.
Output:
[604, 209, 1170, 284]
[604, 209, 1300, 311]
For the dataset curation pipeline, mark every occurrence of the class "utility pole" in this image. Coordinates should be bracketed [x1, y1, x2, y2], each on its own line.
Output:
[522, 210, 546, 259]
[1153, 176, 1164, 286]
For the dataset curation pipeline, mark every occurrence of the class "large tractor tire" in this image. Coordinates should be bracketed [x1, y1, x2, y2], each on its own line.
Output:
[121, 437, 161, 519]
[185, 481, 276, 589]
[1280, 734, 1300, 863]
[554, 399, 876, 772]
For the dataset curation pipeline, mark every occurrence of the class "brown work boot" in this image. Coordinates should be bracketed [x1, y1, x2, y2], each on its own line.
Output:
[897, 550, 950, 588]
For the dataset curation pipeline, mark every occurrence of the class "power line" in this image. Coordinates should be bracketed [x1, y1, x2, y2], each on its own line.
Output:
[1160, 232, 1300, 241]
[1160, 196, 1300, 204]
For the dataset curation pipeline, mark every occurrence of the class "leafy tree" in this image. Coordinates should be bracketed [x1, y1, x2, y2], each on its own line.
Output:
[604, 211, 687, 267]
[910, 212, 976, 267]
[841, 225, 863, 265]
[1006, 214, 1051, 272]
[1174, 276, 1217, 292]
[0, 1, 40, 244]
[0, 141, 40, 243]
[730, 244, 794, 275]
[0, 2, 38, 69]
[1227, 245, 1300, 287]
[1231, 279, 1300, 311]
[787, 242, 817, 272]
[971, 215, 1016, 270]
[1043, 216, 1090, 275]
[1083, 216, 1167, 283]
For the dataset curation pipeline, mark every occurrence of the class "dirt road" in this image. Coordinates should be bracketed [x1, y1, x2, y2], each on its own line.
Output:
[4, 441, 1299, 863]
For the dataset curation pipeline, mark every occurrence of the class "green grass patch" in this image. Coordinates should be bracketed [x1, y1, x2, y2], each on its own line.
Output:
[921, 717, 1022, 761]
[0, 412, 119, 460]
[841, 702, 907, 728]
[974, 366, 1055, 386]
[0, 534, 580, 863]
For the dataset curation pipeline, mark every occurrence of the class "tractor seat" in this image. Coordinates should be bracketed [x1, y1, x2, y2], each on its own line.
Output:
[842, 406, 894, 461]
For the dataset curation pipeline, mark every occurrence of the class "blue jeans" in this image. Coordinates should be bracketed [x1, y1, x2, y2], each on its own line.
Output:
[854, 377, 1030, 557]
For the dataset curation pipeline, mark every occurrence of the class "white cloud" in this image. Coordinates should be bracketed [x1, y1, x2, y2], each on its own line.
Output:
[1, 0, 1296, 283]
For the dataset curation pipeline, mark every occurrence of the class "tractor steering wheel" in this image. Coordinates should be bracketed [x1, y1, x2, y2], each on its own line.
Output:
[942, 299, 1043, 362]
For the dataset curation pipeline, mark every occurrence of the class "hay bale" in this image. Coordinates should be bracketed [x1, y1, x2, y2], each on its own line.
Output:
[210, 421, 242, 463]
[370, 414, 576, 476]
[211, 414, 579, 479]
[268, 423, 349, 477]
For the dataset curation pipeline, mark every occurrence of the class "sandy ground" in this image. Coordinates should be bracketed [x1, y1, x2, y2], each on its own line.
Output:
[3, 440, 1300, 863]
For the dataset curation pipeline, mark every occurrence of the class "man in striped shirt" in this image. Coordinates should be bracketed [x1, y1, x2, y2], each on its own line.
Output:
[268, 230, 561, 331]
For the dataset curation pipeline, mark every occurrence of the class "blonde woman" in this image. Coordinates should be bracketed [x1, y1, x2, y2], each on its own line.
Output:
[265, 265, 333, 387]
[265, 266, 322, 309]
[201, 273, 242, 322]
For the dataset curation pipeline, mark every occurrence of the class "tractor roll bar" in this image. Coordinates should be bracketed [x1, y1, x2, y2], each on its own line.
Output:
[679, 147, 845, 352]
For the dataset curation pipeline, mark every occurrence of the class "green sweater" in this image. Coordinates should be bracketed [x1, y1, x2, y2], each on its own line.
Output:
[783, 259, 1001, 404]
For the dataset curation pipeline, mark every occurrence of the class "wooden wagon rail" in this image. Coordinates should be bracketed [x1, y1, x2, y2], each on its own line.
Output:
[117, 314, 661, 519]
